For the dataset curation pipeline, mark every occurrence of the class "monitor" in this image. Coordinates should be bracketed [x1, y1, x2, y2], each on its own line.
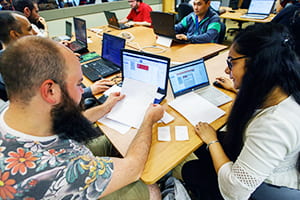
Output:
[101, 33, 125, 67]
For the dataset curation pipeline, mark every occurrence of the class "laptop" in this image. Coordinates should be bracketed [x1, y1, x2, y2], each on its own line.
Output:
[98, 49, 170, 104]
[169, 58, 232, 106]
[104, 11, 132, 30]
[240, 0, 275, 20]
[52, 21, 72, 42]
[81, 33, 125, 82]
[150, 11, 189, 44]
[69, 17, 88, 53]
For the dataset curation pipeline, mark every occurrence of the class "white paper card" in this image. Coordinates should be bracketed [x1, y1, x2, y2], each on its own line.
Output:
[158, 126, 171, 141]
[159, 111, 174, 124]
[107, 78, 157, 128]
[169, 92, 225, 125]
[98, 116, 131, 135]
[175, 126, 189, 141]
[156, 35, 172, 47]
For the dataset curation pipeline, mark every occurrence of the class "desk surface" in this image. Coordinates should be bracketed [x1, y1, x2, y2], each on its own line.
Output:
[83, 26, 233, 184]
[220, 7, 275, 23]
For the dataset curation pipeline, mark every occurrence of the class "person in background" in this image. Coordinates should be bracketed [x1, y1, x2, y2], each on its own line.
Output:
[175, 0, 221, 43]
[181, 23, 300, 200]
[0, 36, 164, 199]
[119, 0, 152, 27]
[0, 0, 12, 10]
[12, 0, 49, 37]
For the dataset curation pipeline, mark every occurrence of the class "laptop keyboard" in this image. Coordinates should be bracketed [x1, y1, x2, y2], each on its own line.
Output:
[69, 42, 82, 51]
[240, 14, 268, 19]
[81, 60, 120, 82]
[195, 86, 232, 106]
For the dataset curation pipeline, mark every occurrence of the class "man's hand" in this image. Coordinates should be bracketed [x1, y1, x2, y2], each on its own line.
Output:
[176, 34, 188, 41]
[91, 79, 115, 95]
[143, 104, 164, 124]
[37, 17, 48, 29]
[102, 92, 125, 113]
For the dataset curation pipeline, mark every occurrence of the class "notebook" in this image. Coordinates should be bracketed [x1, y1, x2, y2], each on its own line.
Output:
[150, 11, 189, 44]
[104, 11, 132, 30]
[52, 21, 72, 42]
[81, 33, 125, 82]
[98, 49, 170, 104]
[240, 0, 275, 19]
[69, 17, 88, 53]
[169, 58, 232, 106]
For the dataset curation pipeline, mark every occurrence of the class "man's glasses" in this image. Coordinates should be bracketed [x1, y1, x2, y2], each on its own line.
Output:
[226, 56, 248, 70]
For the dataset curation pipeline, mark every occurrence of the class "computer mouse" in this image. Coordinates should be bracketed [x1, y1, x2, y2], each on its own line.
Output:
[213, 81, 224, 89]
[84, 98, 98, 109]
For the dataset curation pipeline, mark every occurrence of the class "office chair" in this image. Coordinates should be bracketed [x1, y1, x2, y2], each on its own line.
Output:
[176, 2, 194, 23]
[218, 21, 226, 44]
[226, 0, 249, 35]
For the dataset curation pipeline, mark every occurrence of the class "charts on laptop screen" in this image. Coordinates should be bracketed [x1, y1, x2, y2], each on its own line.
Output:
[122, 49, 170, 94]
[169, 59, 209, 96]
[73, 17, 87, 44]
[102, 33, 125, 67]
[248, 0, 274, 14]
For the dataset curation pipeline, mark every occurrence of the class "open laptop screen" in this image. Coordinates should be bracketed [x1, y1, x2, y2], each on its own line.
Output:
[169, 58, 209, 97]
[65, 21, 72, 38]
[150, 11, 176, 38]
[102, 33, 125, 67]
[247, 0, 274, 15]
[121, 49, 170, 95]
[73, 17, 87, 45]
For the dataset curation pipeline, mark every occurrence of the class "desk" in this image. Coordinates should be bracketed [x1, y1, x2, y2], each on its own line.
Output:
[220, 7, 275, 23]
[83, 26, 234, 184]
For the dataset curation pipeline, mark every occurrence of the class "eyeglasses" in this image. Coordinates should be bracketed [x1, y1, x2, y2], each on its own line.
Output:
[226, 56, 248, 70]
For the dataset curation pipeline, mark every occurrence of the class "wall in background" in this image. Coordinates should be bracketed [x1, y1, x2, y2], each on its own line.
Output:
[40, 0, 161, 36]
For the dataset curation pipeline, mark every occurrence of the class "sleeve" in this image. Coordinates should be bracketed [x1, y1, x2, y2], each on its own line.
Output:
[217, 114, 298, 200]
[83, 87, 93, 98]
[187, 21, 221, 43]
[175, 17, 188, 34]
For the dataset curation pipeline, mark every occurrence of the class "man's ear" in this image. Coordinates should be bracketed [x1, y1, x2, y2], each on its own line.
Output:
[9, 30, 21, 41]
[23, 7, 31, 18]
[40, 79, 61, 104]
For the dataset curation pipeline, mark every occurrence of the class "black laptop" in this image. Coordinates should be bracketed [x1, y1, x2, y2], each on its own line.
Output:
[81, 33, 126, 82]
[68, 17, 88, 53]
[104, 11, 132, 30]
[150, 11, 189, 44]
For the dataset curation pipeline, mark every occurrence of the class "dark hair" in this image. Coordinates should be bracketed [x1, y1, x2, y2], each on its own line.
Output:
[136, 0, 143, 2]
[223, 23, 300, 172]
[0, 11, 23, 44]
[12, 0, 36, 12]
[290, 9, 300, 57]
[0, 36, 66, 103]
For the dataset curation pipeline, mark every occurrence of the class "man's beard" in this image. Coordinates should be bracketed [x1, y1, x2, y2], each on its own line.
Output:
[50, 86, 102, 144]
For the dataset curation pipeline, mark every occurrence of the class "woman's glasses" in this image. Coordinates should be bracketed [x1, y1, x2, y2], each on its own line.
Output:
[226, 56, 248, 70]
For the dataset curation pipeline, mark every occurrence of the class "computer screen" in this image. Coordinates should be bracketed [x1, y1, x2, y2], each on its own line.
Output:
[73, 17, 87, 44]
[248, 0, 274, 14]
[122, 49, 170, 94]
[102, 33, 125, 67]
[169, 59, 209, 95]
[150, 11, 177, 38]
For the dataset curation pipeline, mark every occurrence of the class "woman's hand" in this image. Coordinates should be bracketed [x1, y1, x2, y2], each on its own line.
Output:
[195, 122, 218, 144]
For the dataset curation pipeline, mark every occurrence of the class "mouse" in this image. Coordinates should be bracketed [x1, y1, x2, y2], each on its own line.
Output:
[213, 81, 225, 89]
[84, 98, 98, 109]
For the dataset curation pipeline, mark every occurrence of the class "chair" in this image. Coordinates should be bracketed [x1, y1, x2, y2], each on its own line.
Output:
[226, 0, 249, 35]
[176, 2, 193, 23]
[218, 21, 226, 44]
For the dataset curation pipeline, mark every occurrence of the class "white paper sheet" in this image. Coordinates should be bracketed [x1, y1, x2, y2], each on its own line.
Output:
[107, 78, 157, 128]
[98, 116, 131, 135]
[158, 126, 171, 141]
[103, 85, 122, 96]
[159, 111, 174, 124]
[168, 92, 225, 126]
[175, 126, 189, 141]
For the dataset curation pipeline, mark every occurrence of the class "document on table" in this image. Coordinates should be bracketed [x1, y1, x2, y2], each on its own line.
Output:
[107, 78, 157, 128]
[98, 116, 131, 135]
[168, 92, 225, 125]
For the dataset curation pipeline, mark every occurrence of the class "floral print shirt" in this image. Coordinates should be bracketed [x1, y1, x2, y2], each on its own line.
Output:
[0, 108, 113, 200]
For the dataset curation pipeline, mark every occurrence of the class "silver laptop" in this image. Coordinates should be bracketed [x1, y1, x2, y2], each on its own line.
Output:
[240, 0, 275, 20]
[169, 58, 232, 106]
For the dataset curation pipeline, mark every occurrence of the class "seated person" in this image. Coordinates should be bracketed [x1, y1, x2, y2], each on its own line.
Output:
[181, 23, 300, 199]
[0, 36, 164, 199]
[12, 0, 49, 37]
[0, 0, 12, 10]
[175, 0, 221, 43]
[119, 0, 152, 27]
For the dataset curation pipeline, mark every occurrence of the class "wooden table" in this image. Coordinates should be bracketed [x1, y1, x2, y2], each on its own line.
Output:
[220, 7, 275, 23]
[83, 26, 234, 184]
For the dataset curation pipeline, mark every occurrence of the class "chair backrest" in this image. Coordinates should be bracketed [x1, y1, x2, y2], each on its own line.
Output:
[176, 2, 194, 22]
[218, 21, 226, 44]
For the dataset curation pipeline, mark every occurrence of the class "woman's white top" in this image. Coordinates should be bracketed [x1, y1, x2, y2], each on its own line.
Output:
[218, 96, 300, 200]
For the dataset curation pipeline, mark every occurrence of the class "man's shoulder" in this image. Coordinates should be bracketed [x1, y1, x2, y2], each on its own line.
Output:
[140, 2, 152, 10]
